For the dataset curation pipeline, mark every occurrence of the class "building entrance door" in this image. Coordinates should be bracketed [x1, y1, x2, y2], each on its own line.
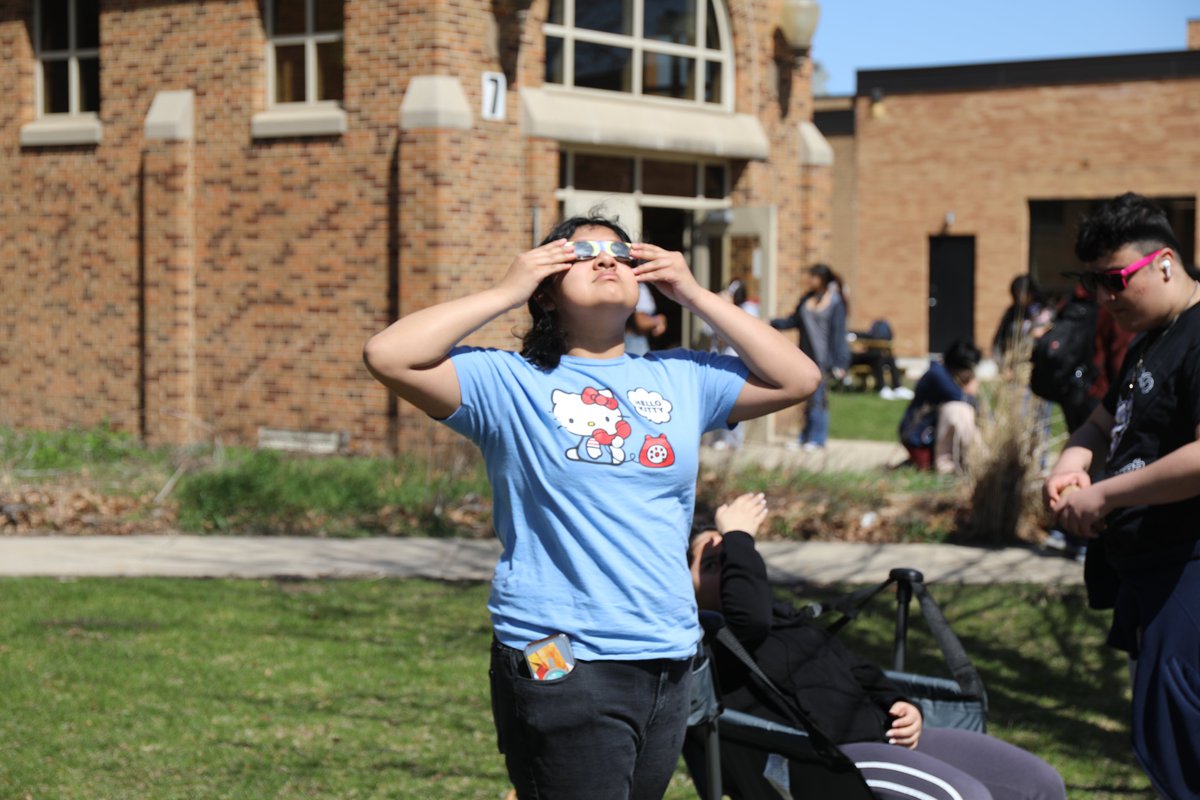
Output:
[928, 235, 976, 355]
[641, 207, 690, 350]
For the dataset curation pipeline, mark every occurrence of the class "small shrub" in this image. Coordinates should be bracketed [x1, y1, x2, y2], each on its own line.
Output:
[174, 448, 491, 537]
[966, 352, 1049, 545]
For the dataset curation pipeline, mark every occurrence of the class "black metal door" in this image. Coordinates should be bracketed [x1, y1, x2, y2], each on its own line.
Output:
[928, 236, 976, 354]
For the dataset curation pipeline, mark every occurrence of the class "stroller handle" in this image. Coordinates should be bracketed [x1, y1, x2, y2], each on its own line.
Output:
[889, 568, 924, 671]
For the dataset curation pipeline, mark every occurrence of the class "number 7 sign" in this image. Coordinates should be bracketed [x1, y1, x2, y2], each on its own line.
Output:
[482, 72, 507, 121]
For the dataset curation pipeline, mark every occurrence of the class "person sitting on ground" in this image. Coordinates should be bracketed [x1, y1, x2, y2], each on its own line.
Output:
[689, 493, 1067, 800]
[898, 339, 982, 473]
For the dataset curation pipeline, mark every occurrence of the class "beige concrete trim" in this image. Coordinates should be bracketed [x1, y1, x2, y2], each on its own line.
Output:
[520, 87, 769, 160]
[400, 75, 473, 130]
[251, 105, 347, 139]
[144, 90, 195, 142]
[20, 114, 103, 147]
[798, 120, 833, 166]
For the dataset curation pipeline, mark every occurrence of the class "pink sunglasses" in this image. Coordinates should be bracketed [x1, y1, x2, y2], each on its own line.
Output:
[1062, 248, 1165, 294]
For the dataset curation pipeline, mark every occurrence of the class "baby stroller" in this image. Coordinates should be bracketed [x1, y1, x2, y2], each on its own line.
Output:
[684, 568, 988, 800]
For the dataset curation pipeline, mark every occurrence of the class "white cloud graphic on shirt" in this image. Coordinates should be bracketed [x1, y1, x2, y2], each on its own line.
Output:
[626, 388, 672, 424]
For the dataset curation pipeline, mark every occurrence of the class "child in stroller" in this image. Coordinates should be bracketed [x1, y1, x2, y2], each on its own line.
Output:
[688, 494, 1066, 800]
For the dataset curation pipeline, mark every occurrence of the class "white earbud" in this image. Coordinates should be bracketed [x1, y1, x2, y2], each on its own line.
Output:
[1163, 258, 1173, 278]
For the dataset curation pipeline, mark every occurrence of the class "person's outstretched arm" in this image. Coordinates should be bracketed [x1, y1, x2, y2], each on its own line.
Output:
[631, 244, 820, 422]
[712, 493, 773, 646]
[770, 301, 802, 331]
[363, 239, 576, 419]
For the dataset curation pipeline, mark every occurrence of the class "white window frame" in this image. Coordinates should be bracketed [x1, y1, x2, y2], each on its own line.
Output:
[22, 0, 102, 146]
[544, 0, 734, 111]
[254, 0, 347, 139]
[263, 0, 344, 108]
[33, 0, 99, 118]
[557, 148, 732, 210]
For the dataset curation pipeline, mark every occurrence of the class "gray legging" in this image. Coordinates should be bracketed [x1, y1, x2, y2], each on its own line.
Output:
[840, 727, 1066, 800]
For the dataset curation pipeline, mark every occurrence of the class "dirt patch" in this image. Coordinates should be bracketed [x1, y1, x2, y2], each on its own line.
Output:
[1, 483, 179, 536]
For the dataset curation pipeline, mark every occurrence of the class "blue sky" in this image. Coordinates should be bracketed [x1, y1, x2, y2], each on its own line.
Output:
[811, 0, 1199, 96]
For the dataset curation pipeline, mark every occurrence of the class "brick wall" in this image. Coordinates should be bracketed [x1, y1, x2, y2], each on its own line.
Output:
[852, 76, 1200, 357]
[0, 0, 823, 453]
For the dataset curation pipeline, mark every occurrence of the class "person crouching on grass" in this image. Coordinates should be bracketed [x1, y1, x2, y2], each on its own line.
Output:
[363, 215, 819, 799]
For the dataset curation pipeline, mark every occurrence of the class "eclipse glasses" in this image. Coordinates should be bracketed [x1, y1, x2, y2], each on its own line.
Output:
[571, 240, 636, 264]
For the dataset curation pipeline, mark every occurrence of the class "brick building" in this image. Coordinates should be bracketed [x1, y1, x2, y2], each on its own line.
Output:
[816, 20, 1200, 359]
[0, 0, 834, 452]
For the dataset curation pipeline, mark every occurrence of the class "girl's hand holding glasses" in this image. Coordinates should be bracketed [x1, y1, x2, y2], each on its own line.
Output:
[630, 243, 703, 307]
[497, 239, 577, 309]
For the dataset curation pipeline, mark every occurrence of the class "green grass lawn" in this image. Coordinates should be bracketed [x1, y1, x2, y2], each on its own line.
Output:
[827, 388, 909, 441]
[827, 381, 1068, 444]
[0, 578, 1152, 799]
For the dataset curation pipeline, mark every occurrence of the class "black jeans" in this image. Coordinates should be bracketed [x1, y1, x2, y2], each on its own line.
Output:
[490, 639, 693, 800]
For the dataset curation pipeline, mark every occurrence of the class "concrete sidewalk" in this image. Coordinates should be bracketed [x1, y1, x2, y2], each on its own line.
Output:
[699, 438, 909, 473]
[0, 534, 1083, 586]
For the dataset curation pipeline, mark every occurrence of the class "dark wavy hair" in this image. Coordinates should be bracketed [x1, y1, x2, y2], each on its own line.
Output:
[519, 215, 633, 370]
[807, 262, 847, 315]
[942, 338, 982, 373]
[1075, 192, 1194, 277]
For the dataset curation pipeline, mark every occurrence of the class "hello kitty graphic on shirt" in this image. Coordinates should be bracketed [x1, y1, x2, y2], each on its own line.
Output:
[552, 387, 632, 465]
[550, 385, 682, 469]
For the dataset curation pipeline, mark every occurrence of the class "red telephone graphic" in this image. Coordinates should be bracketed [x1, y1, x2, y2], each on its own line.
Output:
[638, 434, 675, 468]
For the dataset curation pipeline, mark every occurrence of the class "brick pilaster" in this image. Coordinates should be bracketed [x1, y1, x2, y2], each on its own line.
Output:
[141, 140, 197, 445]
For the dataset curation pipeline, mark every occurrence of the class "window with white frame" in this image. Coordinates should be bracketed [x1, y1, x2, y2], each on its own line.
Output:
[544, 0, 731, 108]
[35, 0, 100, 117]
[264, 0, 344, 106]
[559, 150, 729, 201]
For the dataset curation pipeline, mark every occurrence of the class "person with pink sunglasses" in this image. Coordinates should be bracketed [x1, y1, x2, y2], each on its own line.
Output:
[1045, 192, 1200, 798]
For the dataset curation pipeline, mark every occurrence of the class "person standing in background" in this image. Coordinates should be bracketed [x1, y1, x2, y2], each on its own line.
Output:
[991, 275, 1044, 365]
[706, 279, 760, 451]
[625, 283, 668, 355]
[772, 264, 851, 452]
[1085, 296, 1136, 428]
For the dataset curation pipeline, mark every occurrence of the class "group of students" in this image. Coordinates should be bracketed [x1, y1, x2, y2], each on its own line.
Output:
[364, 191, 1200, 798]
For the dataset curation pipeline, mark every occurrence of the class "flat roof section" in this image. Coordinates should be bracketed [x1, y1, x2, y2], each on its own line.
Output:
[856, 49, 1200, 97]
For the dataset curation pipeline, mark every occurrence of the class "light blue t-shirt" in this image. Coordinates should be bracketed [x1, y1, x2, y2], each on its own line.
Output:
[443, 347, 749, 660]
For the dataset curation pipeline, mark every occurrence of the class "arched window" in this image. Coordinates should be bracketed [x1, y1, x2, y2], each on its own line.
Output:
[544, 0, 732, 108]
